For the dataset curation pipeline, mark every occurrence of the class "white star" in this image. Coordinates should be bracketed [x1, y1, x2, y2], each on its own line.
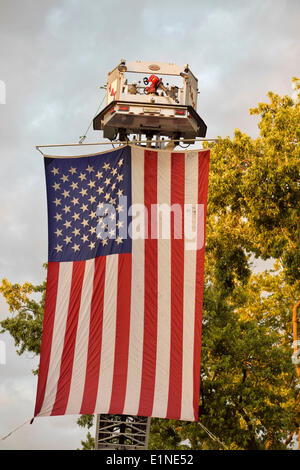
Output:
[79, 188, 88, 197]
[111, 168, 118, 176]
[118, 158, 123, 167]
[63, 220, 72, 229]
[96, 171, 103, 179]
[109, 197, 116, 205]
[89, 241, 95, 249]
[61, 174, 69, 183]
[63, 205, 71, 214]
[55, 243, 63, 252]
[111, 182, 116, 191]
[54, 228, 62, 236]
[88, 195, 96, 204]
[81, 219, 89, 227]
[54, 213, 62, 221]
[102, 239, 108, 246]
[72, 212, 80, 221]
[53, 198, 61, 206]
[81, 203, 88, 212]
[116, 220, 124, 229]
[72, 227, 80, 236]
[89, 226, 96, 235]
[97, 202, 104, 210]
[71, 197, 79, 206]
[96, 186, 104, 195]
[104, 192, 110, 201]
[52, 182, 60, 191]
[116, 204, 123, 213]
[51, 167, 59, 175]
[86, 165, 94, 173]
[87, 180, 96, 188]
[72, 243, 80, 252]
[81, 234, 89, 243]
[117, 189, 123, 197]
[69, 167, 77, 175]
[109, 228, 115, 237]
[64, 236, 72, 244]
[103, 162, 110, 170]
[109, 213, 116, 221]
[62, 189, 70, 198]
[117, 174, 123, 182]
[70, 182, 78, 190]
[89, 211, 97, 219]
[116, 236, 123, 244]
[104, 177, 111, 186]
[79, 172, 86, 181]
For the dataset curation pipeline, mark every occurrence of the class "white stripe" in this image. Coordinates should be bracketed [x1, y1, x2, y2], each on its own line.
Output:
[181, 151, 198, 421]
[38, 262, 73, 416]
[123, 146, 145, 415]
[152, 150, 171, 418]
[94, 254, 118, 412]
[65, 259, 95, 414]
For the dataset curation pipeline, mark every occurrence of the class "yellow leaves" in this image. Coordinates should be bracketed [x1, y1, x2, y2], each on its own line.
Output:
[229, 442, 243, 450]
[239, 416, 248, 430]
[235, 265, 298, 328]
[0, 278, 33, 313]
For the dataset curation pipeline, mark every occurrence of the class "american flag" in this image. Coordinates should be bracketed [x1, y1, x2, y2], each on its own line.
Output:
[34, 145, 210, 422]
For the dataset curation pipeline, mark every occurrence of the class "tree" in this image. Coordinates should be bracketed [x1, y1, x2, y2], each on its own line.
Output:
[149, 78, 300, 450]
[149, 265, 299, 450]
[1, 79, 299, 449]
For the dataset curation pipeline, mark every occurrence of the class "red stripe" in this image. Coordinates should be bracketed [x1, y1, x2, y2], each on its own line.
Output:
[51, 261, 85, 415]
[108, 253, 132, 413]
[80, 256, 106, 414]
[166, 152, 185, 419]
[34, 262, 60, 416]
[193, 150, 210, 420]
[138, 149, 158, 417]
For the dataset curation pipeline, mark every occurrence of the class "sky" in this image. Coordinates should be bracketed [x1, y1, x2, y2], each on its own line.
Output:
[0, 0, 299, 450]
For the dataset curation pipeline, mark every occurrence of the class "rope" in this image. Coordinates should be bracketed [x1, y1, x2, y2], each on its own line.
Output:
[78, 91, 106, 144]
[198, 421, 228, 449]
[1, 419, 32, 441]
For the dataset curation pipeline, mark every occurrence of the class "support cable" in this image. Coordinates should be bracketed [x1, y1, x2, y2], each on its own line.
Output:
[198, 421, 228, 449]
[1, 419, 31, 441]
[78, 89, 106, 144]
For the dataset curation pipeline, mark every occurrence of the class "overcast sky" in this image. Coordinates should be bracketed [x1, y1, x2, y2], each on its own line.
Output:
[0, 0, 299, 450]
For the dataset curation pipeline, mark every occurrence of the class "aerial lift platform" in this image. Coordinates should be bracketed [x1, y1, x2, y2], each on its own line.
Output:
[93, 59, 207, 148]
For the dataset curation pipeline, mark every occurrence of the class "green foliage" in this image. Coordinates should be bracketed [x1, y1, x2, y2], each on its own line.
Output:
[149, 419, 183, 450]
[0, 273, 46, 374]
[1, 79, 299, 450]
[77, 432, 95, 450]
[149, 78, 300, 450]
[77, 414, 94, 429]
[205, 79, 299, 285]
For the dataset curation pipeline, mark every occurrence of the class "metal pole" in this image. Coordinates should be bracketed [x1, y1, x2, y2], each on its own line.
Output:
[95, 414, 151, 450]
[35, 137, 218, 152]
